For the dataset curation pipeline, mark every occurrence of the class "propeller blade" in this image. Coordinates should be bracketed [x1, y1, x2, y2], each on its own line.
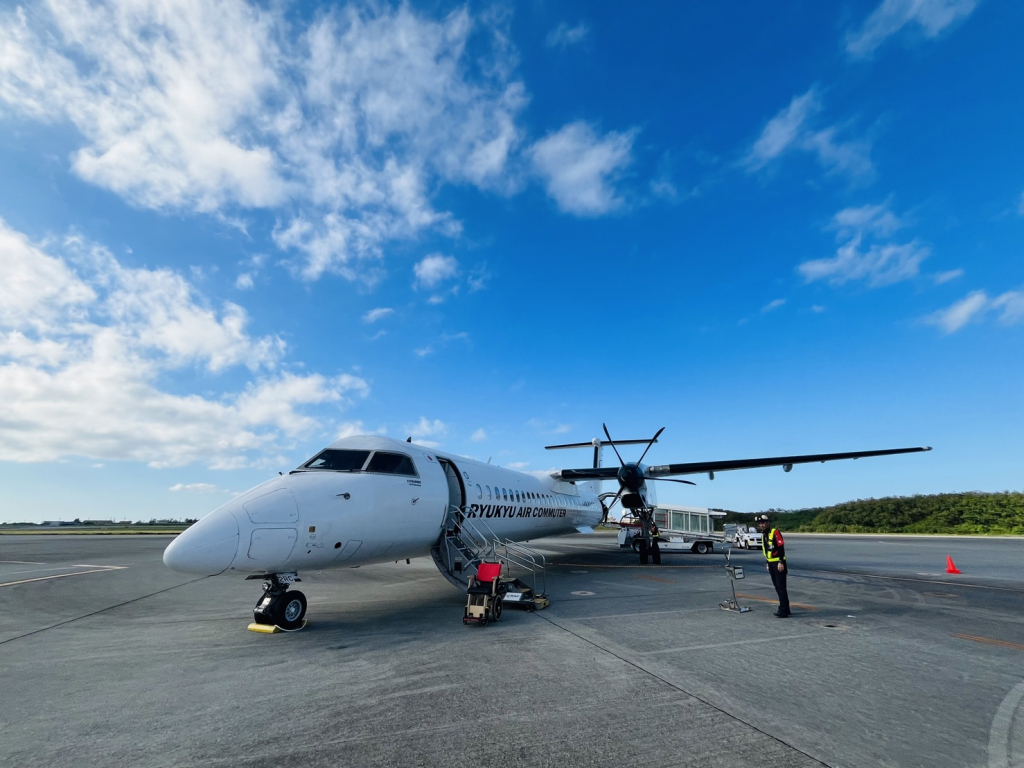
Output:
[603, 423, 626, 467]
[635, 426, 665, 466]
[644, 476, 696, 486]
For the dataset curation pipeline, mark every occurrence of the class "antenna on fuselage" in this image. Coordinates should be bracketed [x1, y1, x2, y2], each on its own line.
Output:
[406, 436, 412, 442]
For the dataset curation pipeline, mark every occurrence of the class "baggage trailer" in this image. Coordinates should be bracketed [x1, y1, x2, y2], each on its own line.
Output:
[616, 505, 727, 555]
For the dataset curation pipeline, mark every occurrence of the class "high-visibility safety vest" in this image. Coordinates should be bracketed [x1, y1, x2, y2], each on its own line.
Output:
[762, 528, 784, 562]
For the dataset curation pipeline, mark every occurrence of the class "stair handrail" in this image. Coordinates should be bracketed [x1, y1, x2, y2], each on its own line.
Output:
[460, 508, 546, 596]
[440, 505, 548, 597]
[494, 539, 546, 596]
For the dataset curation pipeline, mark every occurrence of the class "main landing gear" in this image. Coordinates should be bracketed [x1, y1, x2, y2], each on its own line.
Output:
[636, 538, 662, 565]
[250, 573, 307, 631]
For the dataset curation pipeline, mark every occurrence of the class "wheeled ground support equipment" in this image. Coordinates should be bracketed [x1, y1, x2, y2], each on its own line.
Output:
[463, 562, 506, 627]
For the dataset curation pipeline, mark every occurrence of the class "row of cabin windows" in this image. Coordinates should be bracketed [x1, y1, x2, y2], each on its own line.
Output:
[473, 484, 587, 507]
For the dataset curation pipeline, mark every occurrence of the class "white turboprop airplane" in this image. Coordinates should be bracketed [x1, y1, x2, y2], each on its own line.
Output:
[163, 427, 930, 629]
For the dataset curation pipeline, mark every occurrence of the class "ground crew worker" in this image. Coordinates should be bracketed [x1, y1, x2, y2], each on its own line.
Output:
[756, 513, 790, 617]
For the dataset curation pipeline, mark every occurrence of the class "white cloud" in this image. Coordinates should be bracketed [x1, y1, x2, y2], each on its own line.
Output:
[846, 0, 978, 59]
[414, 346, 433, 358]
[926, 287, 1024, 333]
[762, 299, 786, 313]
[831, 201, 904, 238]
[546, 22, 589, 49]
[932, 269, 964, 285]
[743, 89, 872, 179]
[470, 428, 487, 442]
[404, 417, 447, 445]
[994, 290, 1024, 325]
[0, 1, 527, 282]
[169, 483, 221, 493]
[414, 254, 460, 289]
[361, 307, 394, 324]
[467, 262, 490, 292]
[506, 461, 529, 470]
[811, 305, 826, 313]
[926, 290, 990, 333]
[0, 223, 95, 331]
[526, 419, 573, 435]
[799, 202, 928, 287]
[0, 219, 367, 467]
[407, 417, 447, 438]
[235, 273, 255, 290]
[528, 121, 636, 216]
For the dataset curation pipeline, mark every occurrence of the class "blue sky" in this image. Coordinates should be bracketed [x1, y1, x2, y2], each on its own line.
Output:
[0, 0, 1021, 522]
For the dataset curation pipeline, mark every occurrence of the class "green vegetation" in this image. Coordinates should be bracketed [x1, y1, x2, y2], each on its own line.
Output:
[720, 492, 1024, 534]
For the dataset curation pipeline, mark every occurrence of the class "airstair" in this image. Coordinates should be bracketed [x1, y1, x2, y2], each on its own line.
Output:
[430, 505, 549, 610]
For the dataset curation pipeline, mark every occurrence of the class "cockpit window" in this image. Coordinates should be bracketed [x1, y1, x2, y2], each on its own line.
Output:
[303, 449, 370, 471]
[365, 451, 418, 476]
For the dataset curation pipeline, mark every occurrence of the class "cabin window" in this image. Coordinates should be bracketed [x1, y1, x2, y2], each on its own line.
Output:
[486, 486, 492, 500]
[303, 449, 370, 471]
[476, 484, 482, 499]
[365, 451, 418, 476]
[503, 488, 508, 501]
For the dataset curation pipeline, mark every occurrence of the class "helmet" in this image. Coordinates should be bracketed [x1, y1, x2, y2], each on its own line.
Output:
[755, 514, 770, 525]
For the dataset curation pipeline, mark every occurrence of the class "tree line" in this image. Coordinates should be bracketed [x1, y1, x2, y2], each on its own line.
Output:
[719, 491, 1024, 534]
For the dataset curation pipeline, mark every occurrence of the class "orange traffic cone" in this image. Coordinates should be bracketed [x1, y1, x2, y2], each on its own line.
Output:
[946, 556, 961, 575]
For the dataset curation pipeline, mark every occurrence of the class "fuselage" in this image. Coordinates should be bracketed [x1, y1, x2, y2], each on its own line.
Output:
[163, 435, 604, 576]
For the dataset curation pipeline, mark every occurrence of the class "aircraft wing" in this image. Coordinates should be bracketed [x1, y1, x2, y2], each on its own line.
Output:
[555, 446, 931, 481]
[644, 446, 931, 477]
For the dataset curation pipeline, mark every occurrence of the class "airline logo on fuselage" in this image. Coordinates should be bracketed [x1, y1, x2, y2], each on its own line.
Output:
[466, 503, 568, 520]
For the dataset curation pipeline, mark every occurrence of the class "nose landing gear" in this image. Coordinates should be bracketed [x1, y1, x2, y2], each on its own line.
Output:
[249, 573, 308, 631]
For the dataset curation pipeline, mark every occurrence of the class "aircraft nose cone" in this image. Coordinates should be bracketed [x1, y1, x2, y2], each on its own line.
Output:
[163, 509, 239, 575]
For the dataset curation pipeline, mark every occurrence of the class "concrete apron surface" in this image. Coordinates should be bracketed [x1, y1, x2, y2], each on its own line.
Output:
[1, 532, 1022, 768]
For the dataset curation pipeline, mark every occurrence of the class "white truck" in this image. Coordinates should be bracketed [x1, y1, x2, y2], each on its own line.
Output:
[617, 505, 725, 555]
[724, 524, 762, 550]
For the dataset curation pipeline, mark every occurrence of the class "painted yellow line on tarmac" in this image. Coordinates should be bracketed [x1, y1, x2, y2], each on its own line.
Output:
[736, 593, 818, 611]
[0, 566, 127, 589]
[634, 574, 674, 584]
[953, 634, 1024, 652]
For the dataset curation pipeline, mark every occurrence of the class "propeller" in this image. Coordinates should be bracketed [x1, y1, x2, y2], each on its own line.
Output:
[602, 424, 687, 493]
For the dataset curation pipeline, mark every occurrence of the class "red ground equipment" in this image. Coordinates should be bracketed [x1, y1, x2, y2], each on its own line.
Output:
[463, 562, 506, 627]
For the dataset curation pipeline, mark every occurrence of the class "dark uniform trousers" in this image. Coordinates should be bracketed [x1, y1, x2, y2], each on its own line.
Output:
[768, 562, 789, 614]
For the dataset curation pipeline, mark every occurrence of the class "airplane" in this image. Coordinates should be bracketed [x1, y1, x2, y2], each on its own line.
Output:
[163, 426, 930, 630]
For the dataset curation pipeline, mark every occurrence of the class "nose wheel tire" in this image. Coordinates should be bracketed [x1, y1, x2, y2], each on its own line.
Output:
[254, 590, 307, 630]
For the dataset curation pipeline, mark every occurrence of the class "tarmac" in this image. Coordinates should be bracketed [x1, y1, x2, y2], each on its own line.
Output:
[1, 531, 1023, 768]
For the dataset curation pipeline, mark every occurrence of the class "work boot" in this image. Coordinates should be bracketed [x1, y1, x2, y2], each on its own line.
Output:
[773, 610, 790, 618]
